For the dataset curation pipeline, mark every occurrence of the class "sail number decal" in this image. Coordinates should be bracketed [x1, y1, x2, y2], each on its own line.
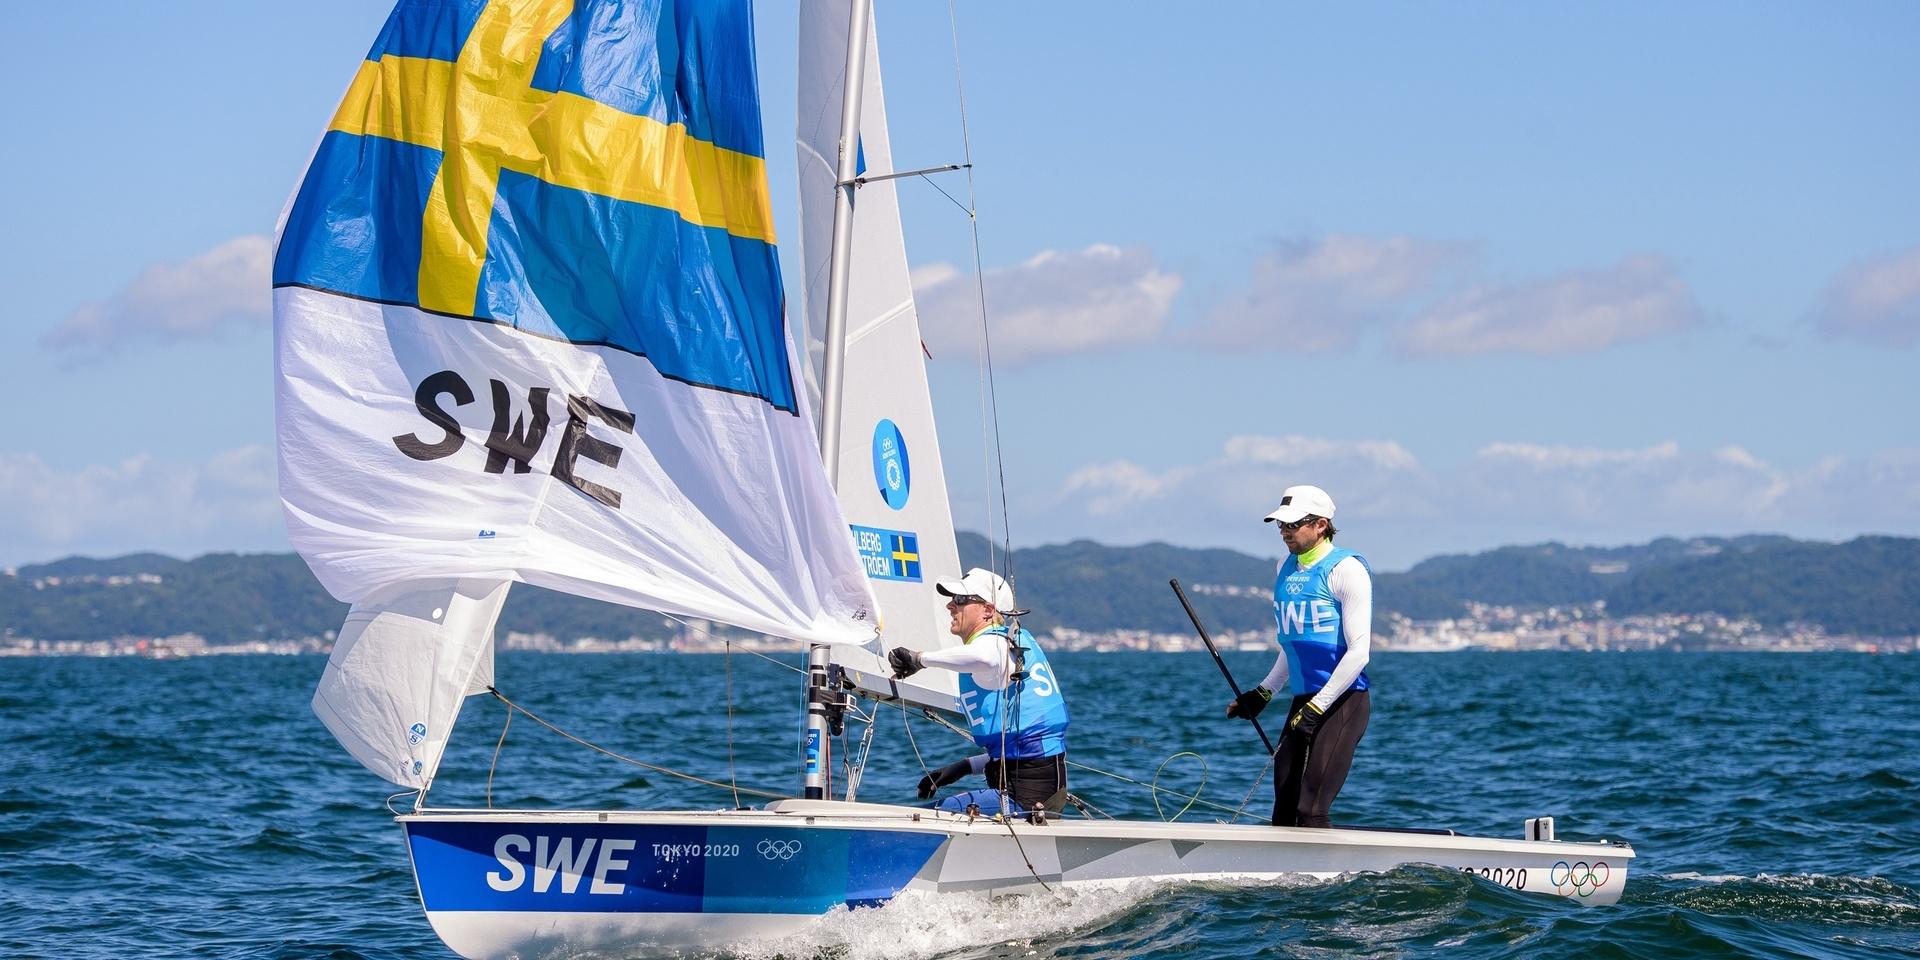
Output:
[851, 525, 922, 582]
[1462, 866, 1527, 889]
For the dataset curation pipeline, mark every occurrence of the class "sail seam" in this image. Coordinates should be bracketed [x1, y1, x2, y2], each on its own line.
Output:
[273, 282, 803, 415]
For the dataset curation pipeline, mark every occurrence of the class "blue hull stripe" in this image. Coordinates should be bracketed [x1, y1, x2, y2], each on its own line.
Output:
[407, 820, 946, 914]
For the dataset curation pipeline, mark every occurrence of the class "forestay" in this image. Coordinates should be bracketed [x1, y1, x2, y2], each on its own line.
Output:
[797, 0, 966, 715]
[276, 0, 883, 780]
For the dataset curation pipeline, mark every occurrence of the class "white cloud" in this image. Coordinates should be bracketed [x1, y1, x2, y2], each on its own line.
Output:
[1015, 436, 1918, 569]
[0, 447, 285, 567]
[1462, 440, 1789, 526]
[1794, 448, 1920, 530]
[913, 244, 1181, 363]
[42, 234, 272, 359]
[1186, 235, 1472, 351]
[1810, 246, 1920, 348]
[1475, 440, 1681, 469]
[1223, 434, 1419, 471]
[1032, 434, 1433, 557]
[1391, 254, 1708, 356]
[1062, 461, 1194, 516]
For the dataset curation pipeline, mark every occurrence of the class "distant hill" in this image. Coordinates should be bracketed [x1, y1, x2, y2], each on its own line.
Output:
[4, 533, 1916, 643]
[1606, 535, 1920, 636]
[1386, 535, 1797, 608]
[957, 533, 1277, 635]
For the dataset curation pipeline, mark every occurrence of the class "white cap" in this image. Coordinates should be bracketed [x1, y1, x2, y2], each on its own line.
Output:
[934, 567, 1015, 612]
[1263, 484, 1336, 524]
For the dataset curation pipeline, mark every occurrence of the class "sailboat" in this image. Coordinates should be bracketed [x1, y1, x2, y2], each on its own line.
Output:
[273, 1, 1634, 957]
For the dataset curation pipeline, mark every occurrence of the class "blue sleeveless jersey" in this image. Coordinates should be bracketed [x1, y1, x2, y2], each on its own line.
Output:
[1273, 547, 1371, 696]
[955, 626, 1070, 759]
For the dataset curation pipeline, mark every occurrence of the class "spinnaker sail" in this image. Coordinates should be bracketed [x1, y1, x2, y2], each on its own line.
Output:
[274, 0, 876, 646]
[312, 577, 508, 788]
[276, 0, 883, 780]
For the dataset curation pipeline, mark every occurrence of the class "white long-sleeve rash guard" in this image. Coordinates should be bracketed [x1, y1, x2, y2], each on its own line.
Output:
[1259, 553, 1373, 713]
[918, 628, 1016, 690]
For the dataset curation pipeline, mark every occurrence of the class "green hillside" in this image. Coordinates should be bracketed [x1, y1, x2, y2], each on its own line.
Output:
[4, 532, 1915, 643]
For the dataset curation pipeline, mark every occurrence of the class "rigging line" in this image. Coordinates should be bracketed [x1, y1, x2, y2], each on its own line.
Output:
[485, 687, 790, 802]
[1230, 746, 1281, 824]
[1065, 792, 1114, 820]
[940, 0, 998, 581]
[979, 627, 1056, 896]
[892, 694, 974, 786]
[735, 645, 808, 676]
[1064, 758, 1245, 818]
[652, 609, 804, 678]
[386, 790, 421, 817]
[1149, 752, 1207, 823]
[724, 640, 741, 809]
[486, 705, 513, 809]
[895, 697, 935, 782]
[998, 810, 1055, 895]
[915, 172, 971, 217]
[945, 0, 1016, 586]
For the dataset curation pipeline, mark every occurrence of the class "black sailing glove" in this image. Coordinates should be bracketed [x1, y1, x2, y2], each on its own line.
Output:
[1226, 685, 1273, 719]
[916, 757, 973, 800]
[887, 646, 925, 680]
[1287, 700, 1327, 741]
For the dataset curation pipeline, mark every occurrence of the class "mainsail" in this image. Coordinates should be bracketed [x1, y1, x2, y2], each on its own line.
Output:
[797, 0, 968, 714]
[276, 0, 880, 786]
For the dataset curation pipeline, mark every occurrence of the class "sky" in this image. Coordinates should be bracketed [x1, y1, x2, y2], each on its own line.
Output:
[1, 1, 1916, 571]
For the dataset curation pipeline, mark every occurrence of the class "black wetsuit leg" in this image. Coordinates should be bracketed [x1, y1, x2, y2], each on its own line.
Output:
[1270, 695, 1311, 826]
[1270, 689, 1369, 828]
[987, 754, 1068, 815]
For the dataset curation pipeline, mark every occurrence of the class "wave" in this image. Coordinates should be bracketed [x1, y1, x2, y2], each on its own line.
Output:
[724, 880, 1178, 960]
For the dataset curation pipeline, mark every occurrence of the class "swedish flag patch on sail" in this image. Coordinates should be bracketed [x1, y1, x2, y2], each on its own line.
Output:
[850, 525, 921, 582]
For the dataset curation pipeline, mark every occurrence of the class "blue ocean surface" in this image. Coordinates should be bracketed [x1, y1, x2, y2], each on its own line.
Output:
[3, 651, 1917, 958]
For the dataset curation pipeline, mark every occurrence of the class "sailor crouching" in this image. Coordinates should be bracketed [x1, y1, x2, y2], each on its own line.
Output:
[889, 567, 1070, 817]
[1227, 484, 1373, 828]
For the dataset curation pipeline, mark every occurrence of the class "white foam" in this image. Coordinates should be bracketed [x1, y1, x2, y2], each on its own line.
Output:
[1664, 871, 1749, 883]
[727, 881, 1171, 960]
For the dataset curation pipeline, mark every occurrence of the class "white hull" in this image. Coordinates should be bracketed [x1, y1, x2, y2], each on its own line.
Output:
[402, 799, 1633, 959]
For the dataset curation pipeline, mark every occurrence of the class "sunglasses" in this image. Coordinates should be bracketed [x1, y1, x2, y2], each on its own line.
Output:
[945, 594, 984, 607]
[1277, 516, 1320, 532]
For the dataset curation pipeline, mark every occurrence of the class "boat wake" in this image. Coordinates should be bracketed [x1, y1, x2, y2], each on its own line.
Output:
[725, 880, 1185, 960]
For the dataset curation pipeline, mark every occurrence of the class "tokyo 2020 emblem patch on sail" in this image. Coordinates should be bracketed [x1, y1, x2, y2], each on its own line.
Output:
[872, 419, 911, 510]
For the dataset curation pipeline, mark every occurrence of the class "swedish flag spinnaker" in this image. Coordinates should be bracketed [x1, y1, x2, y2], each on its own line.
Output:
[274, 0, 876, 645]
[278, 0, 879, 790]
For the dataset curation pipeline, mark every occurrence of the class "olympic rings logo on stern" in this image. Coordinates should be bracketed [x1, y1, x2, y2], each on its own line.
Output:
[757, 839, 803, 861]
[1549, 860, 1611, 897]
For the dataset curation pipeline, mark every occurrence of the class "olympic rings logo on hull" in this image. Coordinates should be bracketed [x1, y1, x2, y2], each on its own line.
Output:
[757, 839, 803, 861]
[1550, 860, 1611, 896]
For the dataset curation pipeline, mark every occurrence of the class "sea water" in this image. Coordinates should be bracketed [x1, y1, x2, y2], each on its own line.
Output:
[3, 651, 1917, 958]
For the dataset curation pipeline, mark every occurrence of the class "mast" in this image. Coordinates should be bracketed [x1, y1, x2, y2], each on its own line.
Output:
[804, 0, 874, 801]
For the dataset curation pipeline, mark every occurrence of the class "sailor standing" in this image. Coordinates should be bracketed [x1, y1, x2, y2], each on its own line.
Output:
[1225, 484, 1373, 828]
[888, 568, 1070, 816]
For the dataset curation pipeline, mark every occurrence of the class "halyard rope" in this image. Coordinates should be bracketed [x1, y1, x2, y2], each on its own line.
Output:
[485, 687, 790, 801]
[486, 706, 512, 808]
[724, 640, 742, 808]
